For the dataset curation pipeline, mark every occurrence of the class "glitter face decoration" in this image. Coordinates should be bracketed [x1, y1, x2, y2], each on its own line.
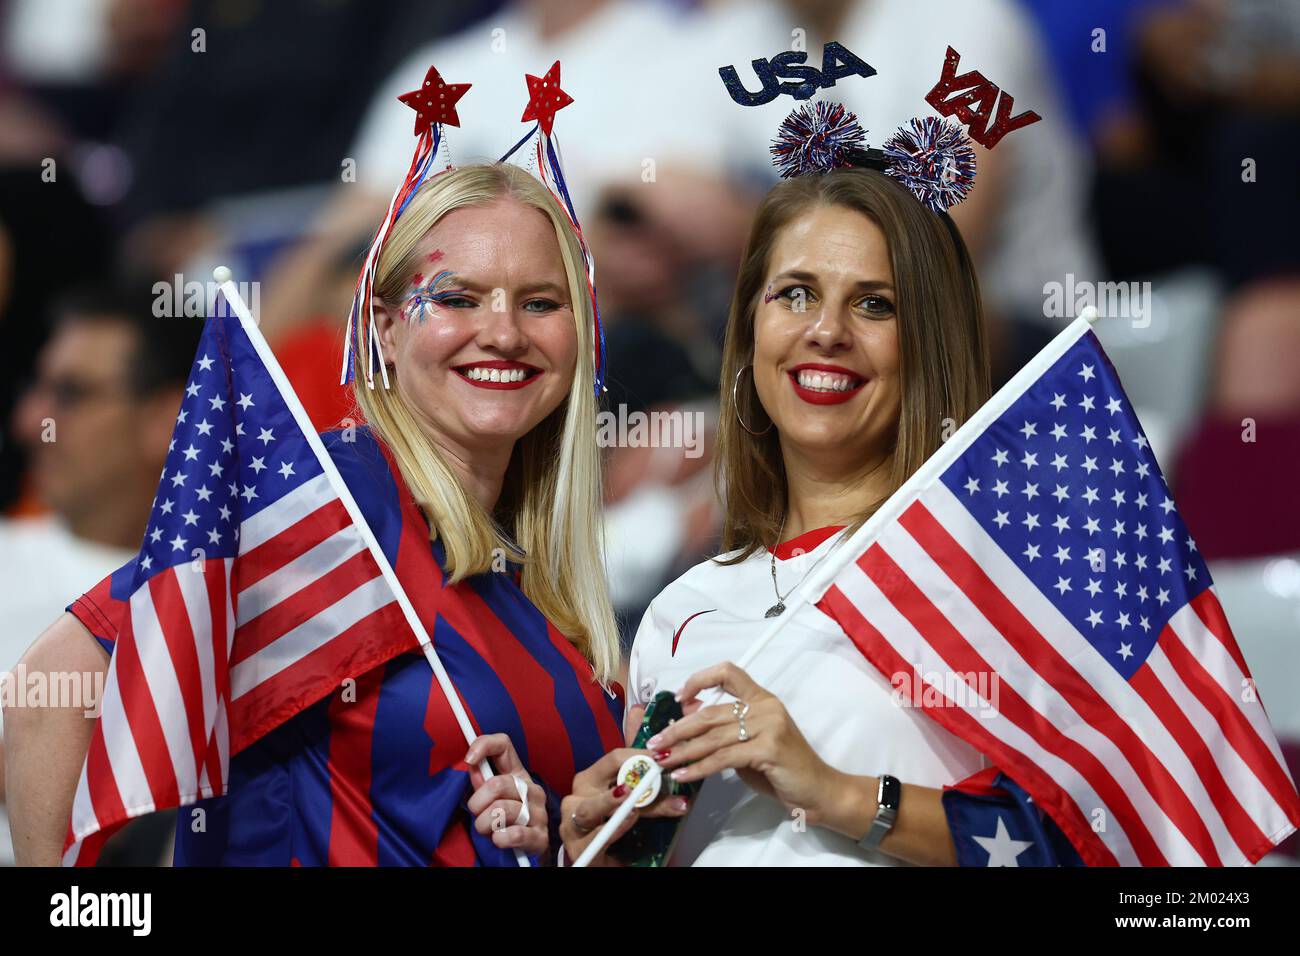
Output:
[763, 283, 779, 304]
[403, 270, 468, 323]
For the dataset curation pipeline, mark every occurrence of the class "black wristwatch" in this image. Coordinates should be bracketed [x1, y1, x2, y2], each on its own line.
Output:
[857, 774, 901, 851]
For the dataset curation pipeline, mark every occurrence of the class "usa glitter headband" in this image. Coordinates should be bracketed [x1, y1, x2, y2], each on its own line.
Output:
[720, 43, 1042, 214]
[343, 61, 607, 397]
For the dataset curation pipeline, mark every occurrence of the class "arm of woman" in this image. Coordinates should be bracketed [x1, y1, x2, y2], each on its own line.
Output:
[811, 772, 957, 867]
[650, 661, 960, 867]
[3, 613, 108, 866]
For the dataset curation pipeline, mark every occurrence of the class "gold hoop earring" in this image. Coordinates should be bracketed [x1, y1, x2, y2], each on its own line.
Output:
[733, 365, 773, 437]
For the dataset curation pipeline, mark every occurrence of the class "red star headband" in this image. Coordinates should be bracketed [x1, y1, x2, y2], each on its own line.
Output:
[343, 60, 606, 397]
[499, 61, 605, 397]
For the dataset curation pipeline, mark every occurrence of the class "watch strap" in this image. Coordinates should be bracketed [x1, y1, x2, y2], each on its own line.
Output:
[857, 774, 901, 851]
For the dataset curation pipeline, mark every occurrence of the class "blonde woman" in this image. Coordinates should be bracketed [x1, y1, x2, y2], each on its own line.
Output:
[6, 163, 626, 866]
[562, 167, 993, 866]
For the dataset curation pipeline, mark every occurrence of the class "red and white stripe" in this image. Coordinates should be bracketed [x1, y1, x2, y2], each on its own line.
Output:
[818, 479, 1300, 866]
[63, 473, 399, 864]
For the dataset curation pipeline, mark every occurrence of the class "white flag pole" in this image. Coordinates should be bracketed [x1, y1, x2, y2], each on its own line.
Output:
[214, 267, 530, 866]
[572, 307, 1103, 867]
[571, 763, 661, 868]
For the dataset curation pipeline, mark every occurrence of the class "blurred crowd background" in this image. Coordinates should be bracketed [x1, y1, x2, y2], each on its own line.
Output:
[0, 0, 1297, 865]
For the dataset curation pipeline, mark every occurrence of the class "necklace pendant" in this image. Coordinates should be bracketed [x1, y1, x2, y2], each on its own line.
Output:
[764, 601, 786, 619]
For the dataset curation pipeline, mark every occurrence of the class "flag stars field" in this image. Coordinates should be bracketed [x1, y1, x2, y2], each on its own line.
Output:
[134, 316, 323, 585]
[941, 337, 1212, 680]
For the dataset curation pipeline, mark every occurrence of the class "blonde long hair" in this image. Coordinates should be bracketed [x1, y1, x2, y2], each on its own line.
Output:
[352, 163, 618, 684]
[716, 168, 991, 563]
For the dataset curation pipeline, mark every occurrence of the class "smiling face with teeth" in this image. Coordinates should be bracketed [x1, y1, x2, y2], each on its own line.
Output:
[373, 197, 578, 466]
[751, 203, 902, 470]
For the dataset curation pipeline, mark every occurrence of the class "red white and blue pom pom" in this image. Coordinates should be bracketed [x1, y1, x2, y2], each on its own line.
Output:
[770, 101, 867, 179]
[881, 116, 976, 213]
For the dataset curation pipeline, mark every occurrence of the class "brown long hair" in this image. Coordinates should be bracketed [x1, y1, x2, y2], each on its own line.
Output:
[716, 168, 990, 563]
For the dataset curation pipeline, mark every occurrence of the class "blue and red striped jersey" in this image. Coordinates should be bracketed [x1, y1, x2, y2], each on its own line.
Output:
[68, 426, 624, 865]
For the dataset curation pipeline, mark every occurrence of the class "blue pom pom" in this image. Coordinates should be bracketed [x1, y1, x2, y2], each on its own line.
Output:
[770, 102, 867, 179]
[881, 117, 977, 213]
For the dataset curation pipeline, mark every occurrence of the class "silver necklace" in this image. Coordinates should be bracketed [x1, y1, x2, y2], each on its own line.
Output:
[766, 515, 792, 618]
[767, 515, 842, 619]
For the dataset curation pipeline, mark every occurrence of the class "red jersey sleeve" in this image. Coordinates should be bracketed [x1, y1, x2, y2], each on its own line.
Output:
[66, 557, 138, 656]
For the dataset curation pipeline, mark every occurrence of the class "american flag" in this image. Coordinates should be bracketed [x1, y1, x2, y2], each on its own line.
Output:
[64, 300, 414, 865]
[817, 320, 1300, 865]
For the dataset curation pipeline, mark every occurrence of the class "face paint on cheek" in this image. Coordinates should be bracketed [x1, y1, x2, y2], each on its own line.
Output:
[427, 249, 444, 264]
[402, 270, 467, 324]
[402, 299, 427, 323]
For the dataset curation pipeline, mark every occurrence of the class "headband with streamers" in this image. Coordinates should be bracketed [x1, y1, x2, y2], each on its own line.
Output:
[499, 61, 607, 397]
[343, 65, 470, 388]
[343, 60, 607, 397]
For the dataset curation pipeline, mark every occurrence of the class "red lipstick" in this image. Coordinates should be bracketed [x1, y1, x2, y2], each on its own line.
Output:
[787, 363, 867, 406]
[453, 360, 542, 391]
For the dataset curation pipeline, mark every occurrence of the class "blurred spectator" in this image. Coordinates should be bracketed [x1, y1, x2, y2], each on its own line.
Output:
[0, 0, 490, 505]
[1174, 279, 1300, 560]
[0, 170, 112, 512]
[1091, 0, 1300, 285]
[1095, 0, 1300, 561]
[109, 0, 493, 278]
[0, 284, 200, 864]
[1018, 0, 1165, 148]
[269, 236, 367, 434]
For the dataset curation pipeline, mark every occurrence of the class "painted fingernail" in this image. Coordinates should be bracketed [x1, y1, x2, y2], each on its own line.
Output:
[673, 798, 690, 812]
[670, 769, 687, 780]
[646, 734, 663, 749]
[654, 750, 671, 763]
[612, 784, 628, 798]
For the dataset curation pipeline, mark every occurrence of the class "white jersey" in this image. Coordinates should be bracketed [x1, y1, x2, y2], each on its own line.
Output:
[628, 526, 987, 866]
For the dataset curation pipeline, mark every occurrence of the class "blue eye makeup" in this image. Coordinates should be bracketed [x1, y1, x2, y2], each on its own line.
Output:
[403, 271, 470, 323]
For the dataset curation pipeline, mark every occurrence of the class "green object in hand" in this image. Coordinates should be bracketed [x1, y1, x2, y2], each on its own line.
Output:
[607, 691, 701, 867]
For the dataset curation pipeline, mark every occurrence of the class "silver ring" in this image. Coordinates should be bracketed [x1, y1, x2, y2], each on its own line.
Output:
[733, 700, 751, 742]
